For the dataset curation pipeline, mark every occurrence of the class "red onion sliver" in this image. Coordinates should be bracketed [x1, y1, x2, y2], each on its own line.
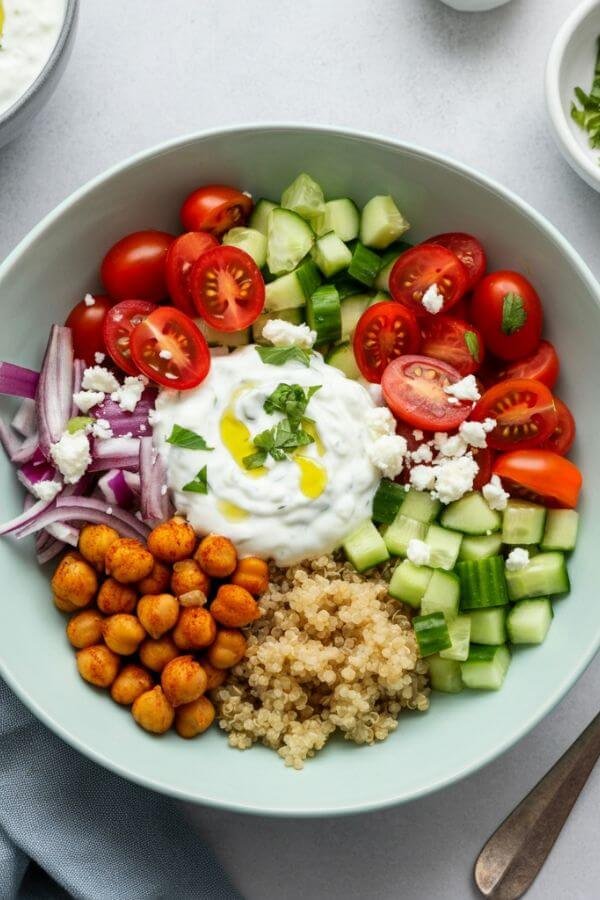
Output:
[0, 362, 39, 399]
[89, 436, 140, 472]
[36, 325, 74, 457]
[37, 538, 66, 565]
[0, 497, 54, 536]
[0, 418, 22, 459]
[13, 504, 148, 541]
[98, 469, 136, 509]
[56, 494, 150, 537]
[70, 359, 86, 418]
[139, 437, 168, 521]
[11, 399, 37, 438]
[10, 434, 41, 464]
[45, 522, 79, 546]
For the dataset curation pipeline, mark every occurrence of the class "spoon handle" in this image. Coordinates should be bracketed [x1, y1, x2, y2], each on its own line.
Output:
[474, 710, 600, 900]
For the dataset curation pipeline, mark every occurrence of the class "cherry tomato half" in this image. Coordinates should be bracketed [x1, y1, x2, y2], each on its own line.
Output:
[472, 446, 495, 491]
[389, 244, 469, 316]
[470, 271, 543, 361]
[494, 450, 582, 509]
[166, 232, 219, 317]
[65, 295, 114, 366]
[130, 307, 210, 390]
[493, 340, 560, 390]
[426, 233, 487, 290]
[190, 245, 265, 332]
[100, 230, 174, 302]
[180, 185, 253, 237]
[381, 354, 472, 431]
[540, 397, 575, 456]
[353, 301, 421, 383]
[103, 300, 157, 375]
[420, 316, 484, 377]
[472, 378, 557, 451]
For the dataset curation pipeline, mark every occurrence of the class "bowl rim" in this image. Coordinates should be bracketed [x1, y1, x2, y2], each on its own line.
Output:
[1, 122, 599, 817]
[545, 0, 600, 191]
[0, 0, 79, 128]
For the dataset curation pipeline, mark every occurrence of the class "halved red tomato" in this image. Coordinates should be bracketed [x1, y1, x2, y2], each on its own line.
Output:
[166, 232, 219, 316]
[389, 244, 469, 316]
[190, 245, 264, 332]
[470, 271, 543, 361]
[65, 295, 115, 366]
[472, 378, 557, 451]
[494, 450, 582, 508]
[381, 355, 472, 431]
[493, 340, 560, 390]
[130, 307, 210, 390]
[426, 233, 487, 290]
[103, 300, 157, 375]
[540, 397, 575, 456]
[100, 230, 174, 302]
[420, 316, 484, 376]
[353, 302, 421, 383]
[472, 446, 495, 491]
[180, 185, 253, 237]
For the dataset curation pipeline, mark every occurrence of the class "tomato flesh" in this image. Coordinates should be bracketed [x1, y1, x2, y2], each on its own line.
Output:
[353, 302, 421, 383]
[472, 446, 495, 491]
[190, 245, 264, 332]
[389, 244, 469, 316]
[130, 307, 210, 390]
[166, 232, 219, 317]
[493, 340, 560, 390]
[420, 316, 484, 377]
[103, 300, 157, 376]
[100, 230, 174, 302]
[65, 295, 114, 366]
[540, 397, 575, 456]
[494, 450, 582, 509]
[470, 270, 543, 361]
[426, 233, 487, 290]
[472, 378, 557, 451]
[382, 354, 472, 431]
[180, 185, 253, 237]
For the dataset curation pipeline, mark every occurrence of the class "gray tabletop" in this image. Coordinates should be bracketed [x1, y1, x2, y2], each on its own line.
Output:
[1, 1, 599, 898]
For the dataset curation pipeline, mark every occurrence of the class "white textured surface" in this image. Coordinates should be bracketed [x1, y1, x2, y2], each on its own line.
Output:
[1, 1, 600, 898]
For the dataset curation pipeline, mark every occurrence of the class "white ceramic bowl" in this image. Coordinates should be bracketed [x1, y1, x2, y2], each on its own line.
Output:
[546, 0, 600, 192]
[438, 0, 513, 11]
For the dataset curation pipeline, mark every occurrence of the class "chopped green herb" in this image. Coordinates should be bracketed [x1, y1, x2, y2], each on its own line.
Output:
[166, 425, 213, 451]
[242, 450, 268, 470]
[67, 416, 94, 434]
[263, 383, 321, 429]
[464, 331, 480, 363]
[572, 36, 600, 160]
[501, 293, 527, 335]
[182, 465, 209, 494]
[256, 345, 312, 367]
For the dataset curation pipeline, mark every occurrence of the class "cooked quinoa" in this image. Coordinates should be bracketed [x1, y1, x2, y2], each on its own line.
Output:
[214, 555, 429, 769]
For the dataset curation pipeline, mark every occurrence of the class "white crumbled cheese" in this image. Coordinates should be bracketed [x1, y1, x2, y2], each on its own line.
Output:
[506, 548, 530, 572]
[459, 420, 490, 449]
[82, 366, 120, 393]
[411, 444, 433, 464]
[31, 480, 62, 502]
[421, 283, 444, 314]
[412, 430, 424, 442]
[406, 538, 431, 566]
[447, 396, 460, 406]
[365, 383, 384, 406]
[73, 390, 105, 414]
[106, 506, 113, 516]
[437, 434, 468, 458]
[159, 349, 173, 360]
[160, 484, 168, 496]
[94, 352, 106, 365]
[433, 454, 478, 504]
[83, 293, 95, 307]
[365, 407, 396, 440]
[444, 374, 481, 403]
[50, 430, 91, 484]
[91, 418, 113, 440]
[367, 434, 408, 479]
[482, 418, 496, 432]
[410, 465, 436, 492]
[262, 319, 317, 349]
[110, 375, 147, 413]
[483, 475, 510, 511]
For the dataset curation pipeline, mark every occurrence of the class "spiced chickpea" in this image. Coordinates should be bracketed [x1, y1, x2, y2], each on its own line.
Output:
[172, 607, 216, 651]
[170, 559, 210, 598]
[53, 594, 79, 614]
[110, 665, 154, 706]
[139, 635, 179, 673]
[175, 696, 215, 738]
[66, 609, 104, 649]
[137, 593, 179, 639]
[231, 557, 269, 596]
[161, 655, 207, 707]
[207, 629, 247, 669]
[211, 584, 259, 628]
[131, 686, 174, 734]
[51, 553, 98, 608]
[147, 517, 197, 563]
[78, 524, 119, 570]
[105, 538, 153, 584]
[194, 534, 237, 578]
[76, 645, 120, 688]
[199, 658, 226, 690]
[97, 578, 137, 615]
[137, 559, 171, 595]
[102, 614, 146, 655]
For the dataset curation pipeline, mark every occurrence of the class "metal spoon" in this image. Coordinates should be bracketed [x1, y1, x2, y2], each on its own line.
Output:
[474, 711, 600, 899]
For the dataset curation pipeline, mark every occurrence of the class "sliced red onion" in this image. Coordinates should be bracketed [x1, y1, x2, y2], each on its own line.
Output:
[139, 437, 169, 521]
[123, 470, 141, 495]
[0, 497, 54, 536]
[11, 502, 149, 541]
[56, 494, 150, 537]
[0, 362, 40, 399]
[17, 459, 56, 493]
[98, 469, 136, 509]
[11, 399, 37, 437]
[45, 522, 79, 546]
[0, 418, 22, 459]
[70, 359, 86, 418]
[36, 325, 74, 457]
[37, 537, 66, 565]
[93, 388, 156, 437]
[10, 434, 40, 464]
[89, 436, 140, 472]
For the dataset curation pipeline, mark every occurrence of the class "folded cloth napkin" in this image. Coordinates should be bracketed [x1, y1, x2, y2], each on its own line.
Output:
[0, 677, 240, 900]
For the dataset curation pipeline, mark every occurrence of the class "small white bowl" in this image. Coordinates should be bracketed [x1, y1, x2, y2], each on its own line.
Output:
[438, 0, 513, 10]
[546, 0, 600, 192]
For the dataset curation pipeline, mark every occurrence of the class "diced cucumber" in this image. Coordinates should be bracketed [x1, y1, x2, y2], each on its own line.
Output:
[267, 208, 315, 275]
[461, 644, 511, 691]
[347, 242, 382, 287]
[330, 274, 367, 301]
[505, 552, 569, 601]
[458, 533, 503, 562]
[424, 524, 463, 571]
[420, 570, 460, 618]
[314, 199, 360, 241]
[540, 509, 579, 552]
[440, 492, 501, 535]
[457, 556, 509, 610]
[264, 259, 321, 311]
[340, 294, 371, 341]
[384, 514, 427, 557]
[469, 608, 507, 645]
[222, 227, 267, 268]
[198, 321, 250, 347]
[325, 343, 360, 379]
[249, 198, 277, 235]
[428, 655, 464, 693]
[372, 479, 405, 525]
[306, 285, 341, 345]
[281, 173, 325, 226]
[502, 500, 546, 546]
[507, 599, 553, 644]
[342, 519, 389, 573]
[414, 612, 452, 657]
[360, 196, 410, 250]
[252, 307, 304, 344]
[400, 489, 442, 525]
[439, 615, 471, 662]
[311, 232, 352, 278]
[371, 291, 391, 304]
[373, 242, 412, 291]
[388, 559, 433, 608]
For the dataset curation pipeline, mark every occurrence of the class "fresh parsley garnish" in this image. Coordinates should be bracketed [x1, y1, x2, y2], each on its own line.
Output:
[464, 331, 480, 363]
[166, 425, 214, 451]
[67, 416, 94, 434]
[243, 450, 268, 470]
[256, 345, 312, 367]
[501, 293, 527, 335]
[182, 465, 209, 494]
[571, 38, 600, 154]
[242, 382, 321, 469]
[263, 383, 321, 429]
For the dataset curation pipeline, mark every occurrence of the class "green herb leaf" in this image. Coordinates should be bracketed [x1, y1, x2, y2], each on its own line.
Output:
[256, 345, 312, 368]
[464, 331, 480, 363]
[182, 465, 209, 494]
[66, 416, 94, 434]
[501, 293, 527, 335]
[243, 450, 268, 470]
[166, 425, 214, 451]
[263, 382, 321, 429]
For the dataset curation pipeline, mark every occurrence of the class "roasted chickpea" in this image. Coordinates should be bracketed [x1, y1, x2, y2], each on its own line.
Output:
[97, 578, 137, 615]
[179, 590, 207, 608]
[194, 534, 237, 578]
[76, 644, 120, 688]
[131, 686, 174, 734]
[172, 607, 217, 651]
[137, 593, 179, 639]
[139, 635, 179, 673]
[110, 664, 154, 706]
[137, 559, 171, 595]
[66, 609, 104, 649]
[78, 524, 119, 570]
[170, 559, 211, 598]
[51, 553, 98, 608]
[211, 584, 259, 628]
[102, 614, 146, 655]
[105, 537, 153, 584]
[207, 629, 247, 669]
[199, 658, 226, 690]
[161, 655, 208, 707]
[175, 696, 215, 738]
[231, 557, 269, 596]
[147, 517, 197, 563]
[53, 593, 79, 614]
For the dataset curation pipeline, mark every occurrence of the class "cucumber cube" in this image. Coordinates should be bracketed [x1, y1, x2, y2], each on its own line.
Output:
[198, 322, 250, 347]
[325, 343, 360, 380]
[458, 533, 503, 562]
[314, 199, 360, 242]
[502, 500, 546, 546]
[507, 599, 553, 644]
[340, 293, 371, 341]
[372, 479, 406, 525]
[440, 492, 501, 535]
[414, 612, 452, 657]
[425, 524, 463, 571]
[540, 509, 579, 552]
[420, 570, 460, 618]
[267, 208, 315, 275]
[281, 173, 325, 225]
[428, 655, 464, 693]
[264, 259, 321, 311]
[249, 198, 277, 235]
[461, 644, 511, 691]
[469, 608, 507, 645]
[360, 195, 410, 249]
[505, 552, 570, 601]
[223, 227, 267, 268]
[384, 514, 427, 557]
[342, 520, 389, 573]
[311, 232, 352, 278]
[439, 615, 471, 662]
[458, 556, 509, 610]
[400, 489, 441, 524]
[388, 560, 433, 608]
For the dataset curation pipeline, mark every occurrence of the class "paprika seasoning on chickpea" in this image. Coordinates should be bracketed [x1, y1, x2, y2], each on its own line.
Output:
[172, 607, 217, 651]
[194, 534, 237, 578]
[211, 584, 260, 628]
[66, 609, 104, 649]
[76, 645, 120, 688]
[207, 629, 247, 669]
[102, 614, 146, 656]
[147, 517, 197, 563]
[105, 537, 154, 584]
[139, 635, 179, 673]
[161, 655, 207, 707]
[175, 696, 216, 739]
[131, 686, 174, 734]
[111, 665, 154, 706]
[52, 553, 98, 608]
[231, 557, 269, 596]
[137, 559, 171, 595]
[137, 593, 179, 639]
[170, 559, 210, 597]
[78, 524, 119, 570]
[97, 578, 137, 615]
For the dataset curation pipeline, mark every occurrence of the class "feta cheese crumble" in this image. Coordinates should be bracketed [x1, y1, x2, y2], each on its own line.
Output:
[50, 430, 91, 484]
[82, 366, 120, 393]
[31, 480, 62, 502]
[91, 419, 113, 440]
[73, 390, 105, 414]
[444, 374, 481, 403]
[482, 475, 509, 511]
[411, 444, 433, 464]
[111, 375, 147, 413]
[410, 465, 436, 492]
[421, 283, 444, 314]
[506, 548, 530, 572]
[84, 293, 95, 307]
[366, 383, 384, 406]
[412, 430, 424, 442]
[94, 352, 106, 365]
[365, 407, 396, 440]
[262, 319, 317, 349]
[459, 418, 496, 449]
[433, 454, 478, 504]
[436, 434, 468, 458]
[406, 539, 431, 566]
[367, 434, 408, 479]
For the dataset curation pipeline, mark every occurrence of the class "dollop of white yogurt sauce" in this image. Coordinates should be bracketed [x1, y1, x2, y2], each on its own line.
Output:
[0, 0, 66, 116]
[152, 346, 380, 565]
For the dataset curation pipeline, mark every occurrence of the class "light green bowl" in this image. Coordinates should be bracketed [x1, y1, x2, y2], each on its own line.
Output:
[0, 125, 597, 816]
